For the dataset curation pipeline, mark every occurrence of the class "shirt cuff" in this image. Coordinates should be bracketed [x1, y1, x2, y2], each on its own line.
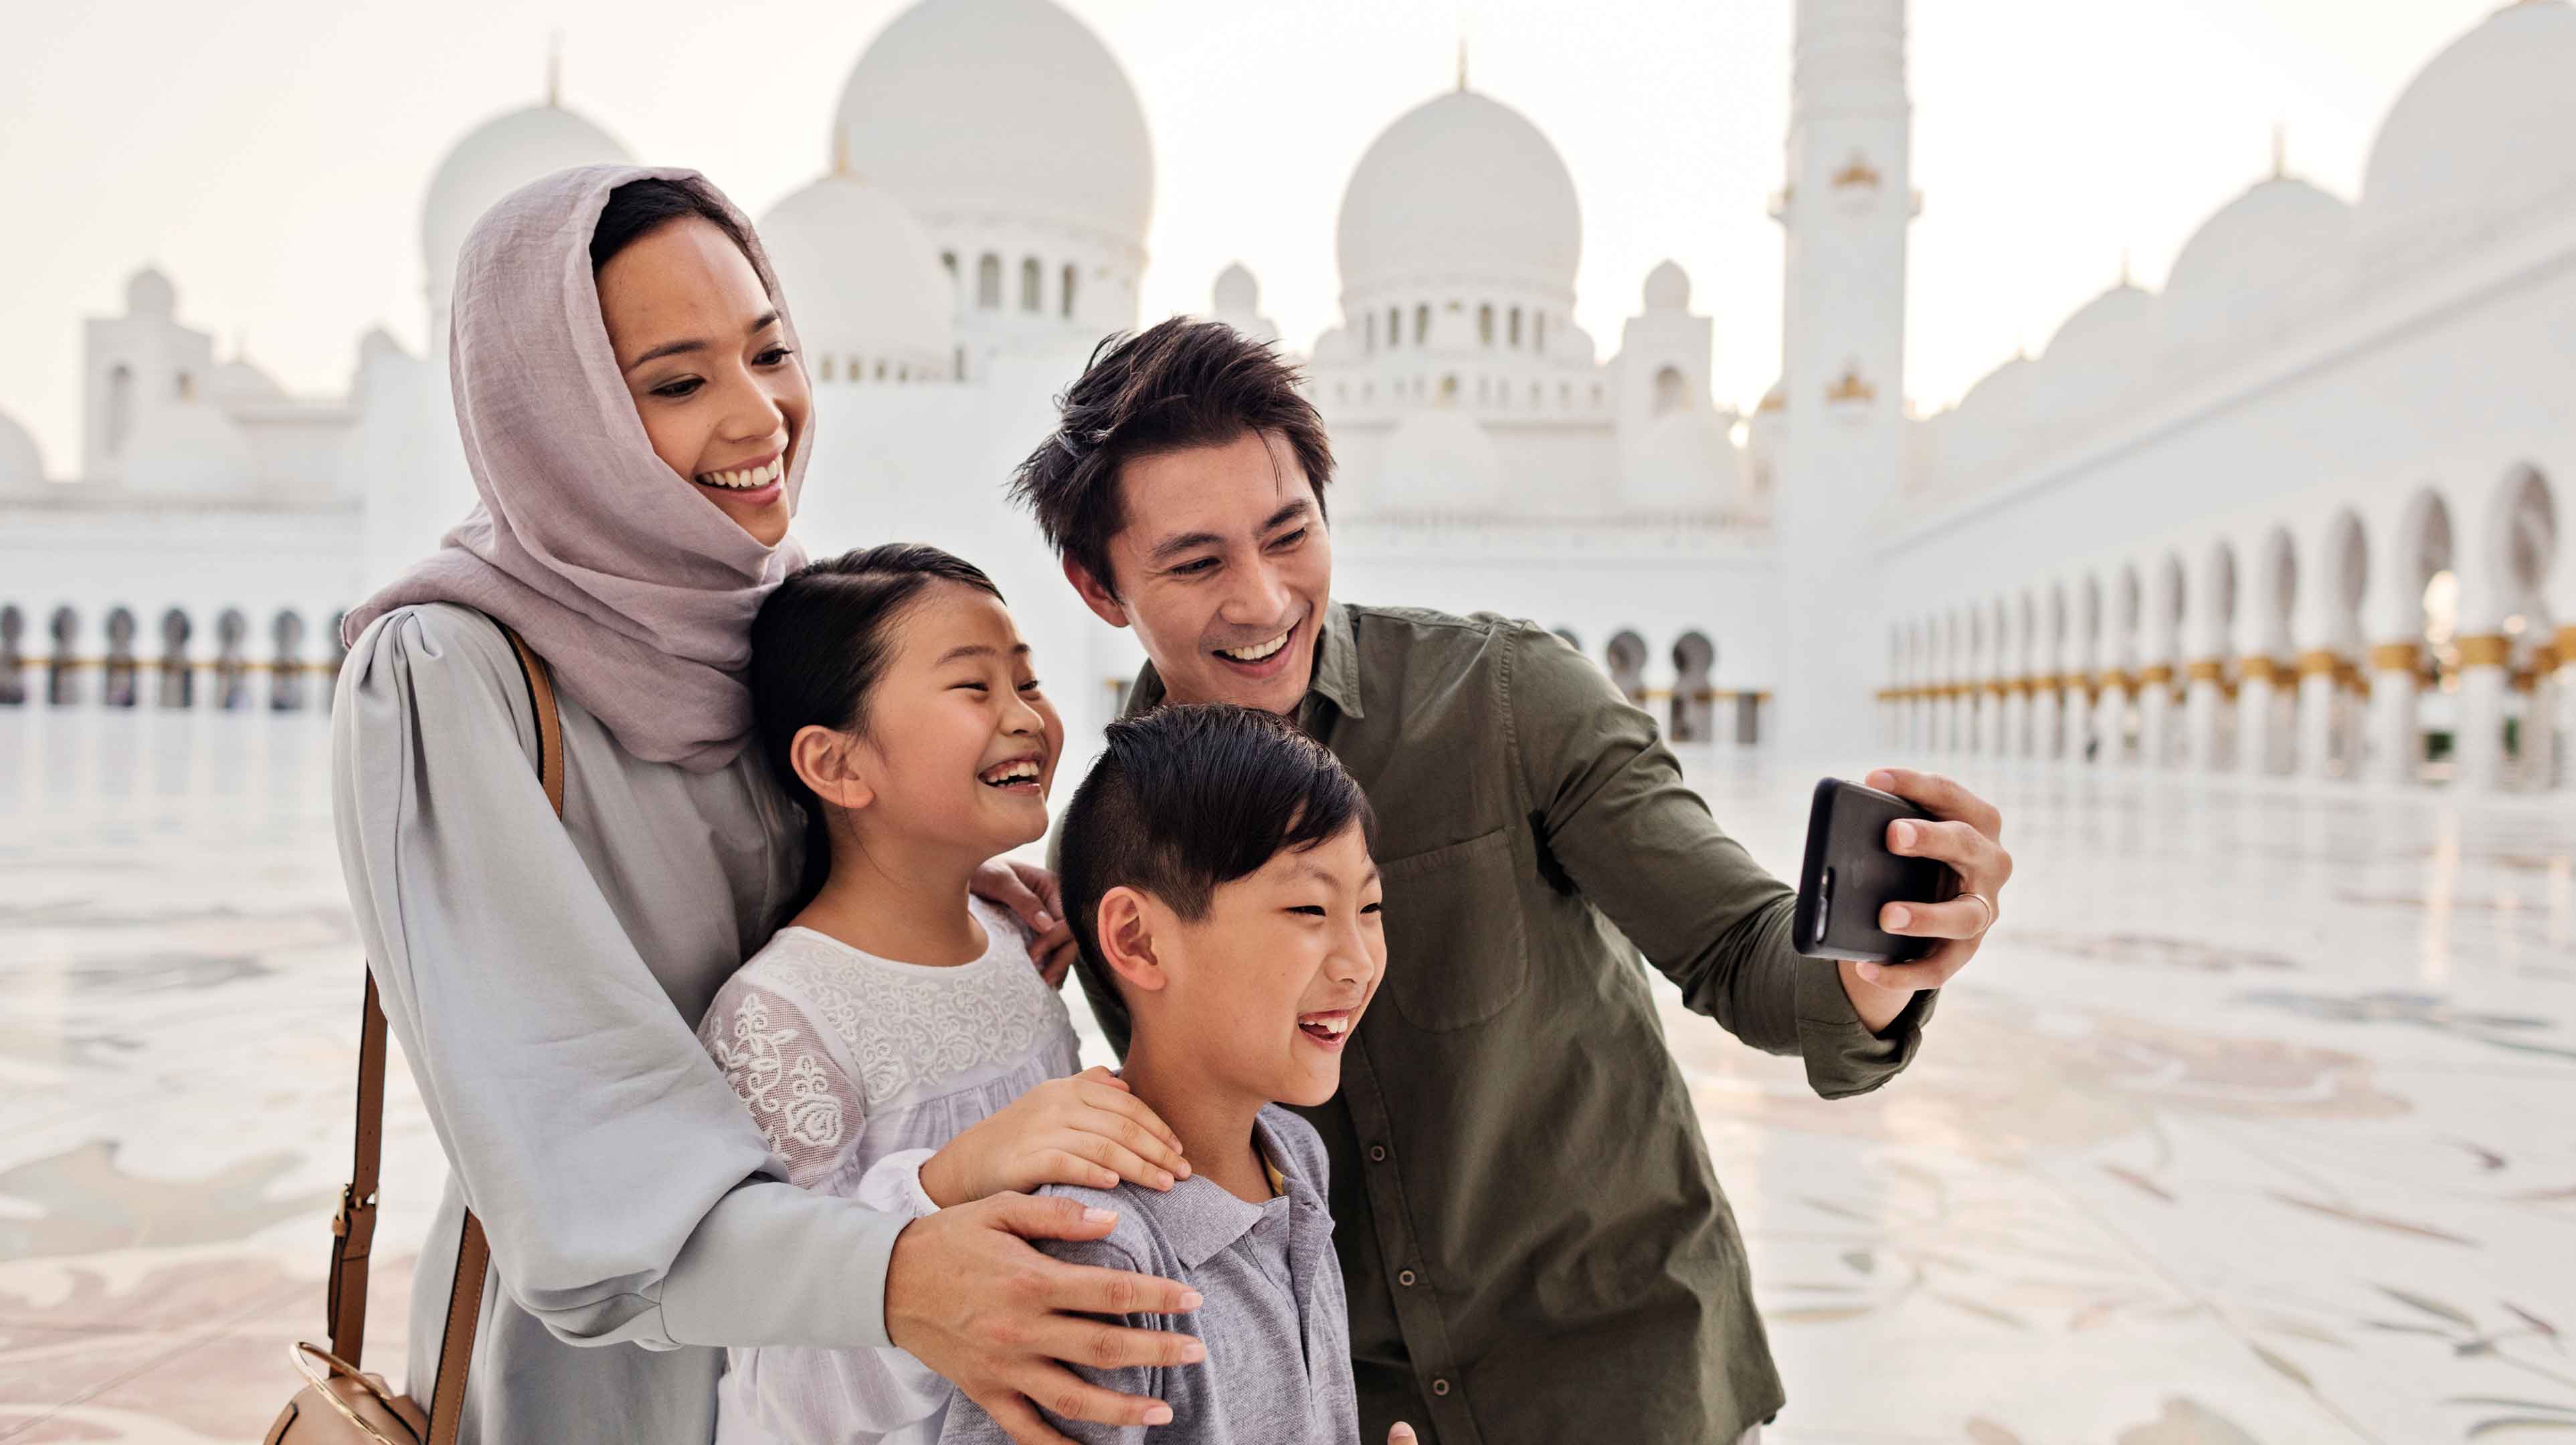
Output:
[856, 1147, 944, 1220]
[1792, 957, 1938, 1100]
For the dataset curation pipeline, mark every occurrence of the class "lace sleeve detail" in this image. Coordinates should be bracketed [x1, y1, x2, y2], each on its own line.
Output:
[697, 981, 864, 1190]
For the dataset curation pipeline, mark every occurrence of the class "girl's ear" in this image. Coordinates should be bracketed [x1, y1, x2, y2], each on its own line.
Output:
[790, 723, 875, 812]
[1095, 886, 1168, 996]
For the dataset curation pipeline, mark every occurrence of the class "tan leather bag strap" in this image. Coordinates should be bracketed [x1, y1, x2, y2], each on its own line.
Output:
[325, 620, 563, 1445]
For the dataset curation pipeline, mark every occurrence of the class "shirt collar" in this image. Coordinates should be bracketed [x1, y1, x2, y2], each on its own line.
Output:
[1154, 1109, 1325, 1272]
[1124, 601, 1365, 724]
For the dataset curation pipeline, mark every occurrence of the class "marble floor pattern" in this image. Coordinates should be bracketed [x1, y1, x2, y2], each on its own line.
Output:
[1, 706, 2570, 1444]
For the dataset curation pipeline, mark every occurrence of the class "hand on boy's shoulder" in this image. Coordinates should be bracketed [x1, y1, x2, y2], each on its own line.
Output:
[1018, 1179, 1157, 1287]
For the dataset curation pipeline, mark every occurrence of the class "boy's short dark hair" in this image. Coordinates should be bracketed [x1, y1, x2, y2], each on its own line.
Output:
[1059, 704, 1375, 1024]
[1009, 318, 1336, 597]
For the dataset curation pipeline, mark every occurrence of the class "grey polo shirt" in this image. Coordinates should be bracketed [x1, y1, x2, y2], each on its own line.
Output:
[939, 1105, 1359, 1445]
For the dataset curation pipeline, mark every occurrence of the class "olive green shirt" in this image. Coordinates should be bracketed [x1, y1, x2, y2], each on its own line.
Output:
[1079, 602, 1934, 1444]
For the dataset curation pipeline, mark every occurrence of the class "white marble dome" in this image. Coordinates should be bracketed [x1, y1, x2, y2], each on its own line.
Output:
[758, 173, 955, 379]
[1372, 409, 1503, 515]
[1338, 90, 1580, 294]
[421, 103, 631, 314]
[1642, 259, 1690, 312]
[0, 408, 46, 494]
[124, 267, 176, 319]
[123, 401, 258, 498]
[2032, 280, 2154, 417]
[1623, 408, 1738, 515]
[2162, 177, 2352, 345]
[833, 0, 1154, 250]
[1214, 262, 1259, 316]
[209, 358, 286, 404]
[2362, 0, 2576, 255]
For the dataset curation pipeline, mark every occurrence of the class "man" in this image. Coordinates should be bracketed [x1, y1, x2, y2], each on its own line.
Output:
[1014, 319, 2013, 1444]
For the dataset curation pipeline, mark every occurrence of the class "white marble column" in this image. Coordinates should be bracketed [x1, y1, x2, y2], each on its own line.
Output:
[2296, 652, 2340, 781]
[2139, 666, 2177, 769]
[2553, 627, 2575, 789]
[2235, 657, 2281, 777]
[2454, 633, 2510, 790]
[2367, 642, 2423, 787]
[2187, 660, 2230, 775]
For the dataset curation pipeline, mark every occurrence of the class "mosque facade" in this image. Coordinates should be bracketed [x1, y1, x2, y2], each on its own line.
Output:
[2, 0, 2566, 793]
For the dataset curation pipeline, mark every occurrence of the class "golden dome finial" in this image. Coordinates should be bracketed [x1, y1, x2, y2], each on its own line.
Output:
[546, 31, 563, 108]
[2270, 120, 2286, 180]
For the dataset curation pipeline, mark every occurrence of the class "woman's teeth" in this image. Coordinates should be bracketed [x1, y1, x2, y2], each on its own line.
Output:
[1218, 630, 1291, 663]
[979, 759, 1042, 788]
[1297, 1011, 1352, 1040]
[697, 456, 782, 490]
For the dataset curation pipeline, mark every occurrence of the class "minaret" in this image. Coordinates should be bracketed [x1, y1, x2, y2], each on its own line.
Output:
[1769, 0, 1913, 763]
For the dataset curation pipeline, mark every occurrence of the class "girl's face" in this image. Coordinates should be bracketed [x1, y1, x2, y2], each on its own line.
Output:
[836, 583, 1066, 864]
[597, 215, 808, 547]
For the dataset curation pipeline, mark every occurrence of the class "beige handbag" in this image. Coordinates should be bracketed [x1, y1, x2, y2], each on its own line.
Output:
[268, 623, 564, 1445]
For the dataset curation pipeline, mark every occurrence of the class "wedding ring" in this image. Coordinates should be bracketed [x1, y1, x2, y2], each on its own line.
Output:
[1961, 890, 1997, 937]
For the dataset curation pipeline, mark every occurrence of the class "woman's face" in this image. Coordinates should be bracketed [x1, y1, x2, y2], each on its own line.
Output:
[597, 215, 808, 547]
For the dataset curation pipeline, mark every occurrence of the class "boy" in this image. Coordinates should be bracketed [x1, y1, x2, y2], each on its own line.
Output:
[939, 703, 1389, 1445]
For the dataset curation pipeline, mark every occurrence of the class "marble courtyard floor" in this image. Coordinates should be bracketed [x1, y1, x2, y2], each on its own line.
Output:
[2, 705, 2570, 1444]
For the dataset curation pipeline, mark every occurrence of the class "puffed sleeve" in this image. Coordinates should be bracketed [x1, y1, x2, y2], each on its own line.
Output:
[332, 605, 910, 1351]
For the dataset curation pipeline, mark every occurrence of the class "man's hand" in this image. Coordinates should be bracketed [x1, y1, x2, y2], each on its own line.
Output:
[1837, 767, 2011, 1033]
[972, 859, 1081, 988]
[886, 1193, 1206, 1445]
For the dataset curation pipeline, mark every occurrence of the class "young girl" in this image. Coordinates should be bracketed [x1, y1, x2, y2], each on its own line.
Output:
[699, 543, 1194, 1445]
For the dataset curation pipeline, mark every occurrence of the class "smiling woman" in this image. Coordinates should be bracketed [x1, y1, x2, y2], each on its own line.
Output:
[591, 179, 809, 548]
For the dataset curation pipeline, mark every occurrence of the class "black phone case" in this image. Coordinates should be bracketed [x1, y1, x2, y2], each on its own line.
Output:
[1792, 777, 1960, 963]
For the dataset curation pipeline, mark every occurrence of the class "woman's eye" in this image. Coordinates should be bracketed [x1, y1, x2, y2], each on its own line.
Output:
[1362, 901, 1383, 914]
[651, 377, 704, 399]
[1016, 678, 1044, 693]
[757, 347, 794, 366]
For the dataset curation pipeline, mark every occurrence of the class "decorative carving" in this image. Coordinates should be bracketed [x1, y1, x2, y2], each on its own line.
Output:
[1832, 152, 1881, 190]
[1825, 364, 1876, 406]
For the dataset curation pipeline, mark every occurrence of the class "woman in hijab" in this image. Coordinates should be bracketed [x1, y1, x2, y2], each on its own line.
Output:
[333, 165, 1200, 1445]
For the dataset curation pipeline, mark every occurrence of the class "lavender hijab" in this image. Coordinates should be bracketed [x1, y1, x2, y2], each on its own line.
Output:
[343, 164, 810, 771]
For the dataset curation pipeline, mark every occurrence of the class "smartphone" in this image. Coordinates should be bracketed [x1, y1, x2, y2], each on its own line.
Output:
[1792, 777, 1960, 963]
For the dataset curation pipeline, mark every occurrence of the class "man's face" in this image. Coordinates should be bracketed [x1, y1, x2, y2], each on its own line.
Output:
[1069, 429, 1334, 716]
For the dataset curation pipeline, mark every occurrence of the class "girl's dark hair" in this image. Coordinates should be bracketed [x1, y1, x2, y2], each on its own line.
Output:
[750, 544, 1006, 911]
[590, 178, 757, 275]
[1058, 703, 1376, 1033]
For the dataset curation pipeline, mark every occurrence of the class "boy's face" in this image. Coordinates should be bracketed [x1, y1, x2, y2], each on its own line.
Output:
[1065, 428, 1334, 718]
[1147, 822, 1384, 1109]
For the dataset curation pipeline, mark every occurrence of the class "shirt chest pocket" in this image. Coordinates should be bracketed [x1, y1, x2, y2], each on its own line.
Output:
[1378, 826, 1532, 1032]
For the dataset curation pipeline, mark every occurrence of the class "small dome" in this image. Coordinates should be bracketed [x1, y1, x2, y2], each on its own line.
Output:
[757, 173, 955, 377]
[1309, 327, 1357, 368]
[1642, 259, 1690, 312]
[123, 400, 258, 498]
[1214, 262, 1259, 316]
[125, 267, 176, 318]
[209, 357, 286, 403]
[2163, 177, 2351, 345]
[0, 407, 47, 494]
[1623, 408, 1738, 514]
[1338, 90, 1580, 294]
[2031, 281, 2154, 418]
[1372, 409, 1503, 515]
[1955, 353, 2037, 422]
[2361, 0, 2576, 254]
[421, 103, 630, 314]
[835, 0, 1154, 250]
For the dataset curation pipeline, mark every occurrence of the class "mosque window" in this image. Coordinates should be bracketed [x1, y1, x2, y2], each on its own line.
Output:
[1414, 304, 1429, 345]
[1478, 304, 1493, 347]
[1509, 307, 1523, 347]
[1441, 375, 1459, 402]
[955, 345, 967, 380]
[876, 360, 888, 381]
[976, 254, 1002, 310]
[899, 365, 911, 382]
[177, 372, 195, 401]
[106, 365, 133, 456]
[1592, 384, 1604, 405]
[1530, 381, 1540, 406]
[1365, 314, 1375, 352]
[1061, 264, 1077, 319]
[1388, 307, 1401, 347]
[820, 357, 835, 382]
[1535, 313, 1548, 352]
[1021, 257, 1042, 313]
[1652, 366, 1688, 415]
[941, 251, 957, 277]
[1559, 382, 1571, 406]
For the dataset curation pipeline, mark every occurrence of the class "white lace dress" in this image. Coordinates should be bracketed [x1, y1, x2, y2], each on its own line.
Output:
[697, 896, 1082, 1445]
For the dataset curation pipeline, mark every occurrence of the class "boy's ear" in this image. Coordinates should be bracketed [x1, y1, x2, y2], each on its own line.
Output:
[1095, 886, 1168, 995]
[790, 723, 876, 813]
[1065, 554, 1129, 631]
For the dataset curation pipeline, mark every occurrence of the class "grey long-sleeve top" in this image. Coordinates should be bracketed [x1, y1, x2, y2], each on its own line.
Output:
[332, 603, 911, 1444]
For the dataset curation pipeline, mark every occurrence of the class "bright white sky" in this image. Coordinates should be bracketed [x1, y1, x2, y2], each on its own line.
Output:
[0, 0, 2500, 474]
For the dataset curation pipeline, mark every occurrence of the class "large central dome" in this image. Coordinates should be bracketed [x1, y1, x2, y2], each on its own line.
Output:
[832, 0, 1154, 251]
[1338, 90, 1581, 296]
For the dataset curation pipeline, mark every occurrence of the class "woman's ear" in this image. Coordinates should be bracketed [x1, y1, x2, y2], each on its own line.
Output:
[790, 723, 875, 812]
[1095, 886, 1168, 997]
